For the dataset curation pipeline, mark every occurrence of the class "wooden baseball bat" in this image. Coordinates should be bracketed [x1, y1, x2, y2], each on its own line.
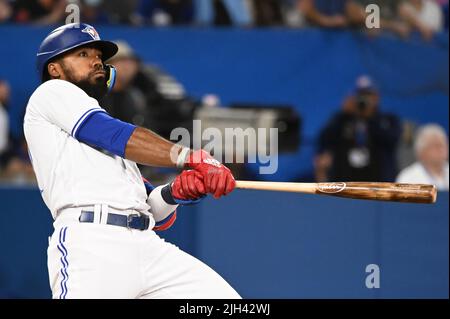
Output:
[235, 181, 437, 204]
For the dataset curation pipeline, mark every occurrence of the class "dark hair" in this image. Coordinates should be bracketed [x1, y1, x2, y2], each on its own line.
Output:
[41, 43, 103, 83]
[41, 55, 61, 82]
[42, 69, 51, 82]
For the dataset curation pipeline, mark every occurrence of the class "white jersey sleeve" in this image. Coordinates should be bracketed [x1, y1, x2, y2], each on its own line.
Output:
[27, 79, 105, 137]
[146, 184, 178, 222]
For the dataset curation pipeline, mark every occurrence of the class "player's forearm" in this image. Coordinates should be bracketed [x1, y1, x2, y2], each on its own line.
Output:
[125, 127, 186, 167]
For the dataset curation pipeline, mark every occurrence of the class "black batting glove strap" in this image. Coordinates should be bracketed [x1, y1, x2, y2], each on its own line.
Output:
[162, 183, 206, 206]
[161, 184, 178, 205]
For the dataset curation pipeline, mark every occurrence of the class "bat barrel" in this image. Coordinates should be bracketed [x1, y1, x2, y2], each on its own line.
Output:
[235, 181, 437, 204]
[316, 182, 437, 204]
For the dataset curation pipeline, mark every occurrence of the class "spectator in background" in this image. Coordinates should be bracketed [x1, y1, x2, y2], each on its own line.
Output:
[315, 75, 401, 182]
[13, 0, 67, 25]
[79, 0, 111, 25]
[194, 0, 252, 26]
[0, 80, 10, 165]
[396, 124, 449, 190]
[297, 0, 365, 28]
[102, 0, 141, 25]
[281, 0, 307, 27]
[249, 0, 284, 26]
[0, 136, 36, 184]
[102, 41, 197, 182]
[399, 0, 444, 40]
[0, 0, 13, 23]
[102, 41, 196, 138]
[136, 0, 194, 26]
[101, 41, 151, 128]
[351, 0, 412, 38]
[0, 80, 35, 184]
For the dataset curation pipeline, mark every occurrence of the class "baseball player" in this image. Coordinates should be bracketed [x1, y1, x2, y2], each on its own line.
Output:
[24, 23, 240, 299]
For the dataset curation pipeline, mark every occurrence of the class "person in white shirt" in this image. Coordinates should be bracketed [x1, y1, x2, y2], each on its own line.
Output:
[24, 23, 239, 299]
[399, 0, 444, 40]
[396, 124, 449, 190]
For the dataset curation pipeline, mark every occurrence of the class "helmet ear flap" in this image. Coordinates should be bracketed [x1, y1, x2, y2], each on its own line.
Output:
[104, 64, 116, 94]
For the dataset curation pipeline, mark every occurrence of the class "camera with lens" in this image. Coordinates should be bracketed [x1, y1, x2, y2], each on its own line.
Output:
[356, 93, 370, 112]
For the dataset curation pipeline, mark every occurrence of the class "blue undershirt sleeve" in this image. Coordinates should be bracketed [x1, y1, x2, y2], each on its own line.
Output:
[75, 111, 137, 158]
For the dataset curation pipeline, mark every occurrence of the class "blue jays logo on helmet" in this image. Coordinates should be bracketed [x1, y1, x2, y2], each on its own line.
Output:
[36, 23, 118, 81]
[81, 25, 100, 41]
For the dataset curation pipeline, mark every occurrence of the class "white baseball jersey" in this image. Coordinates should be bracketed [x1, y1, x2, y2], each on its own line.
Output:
[24, 79, 150, 219]
[24, 78, 240, 299]
[396, 161, 449, 191]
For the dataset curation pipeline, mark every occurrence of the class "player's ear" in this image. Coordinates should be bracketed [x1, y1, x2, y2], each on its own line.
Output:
[47, 62, 61, 79]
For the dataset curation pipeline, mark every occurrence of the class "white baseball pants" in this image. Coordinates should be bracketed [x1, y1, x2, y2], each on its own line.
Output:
[47, 211, 240, 299]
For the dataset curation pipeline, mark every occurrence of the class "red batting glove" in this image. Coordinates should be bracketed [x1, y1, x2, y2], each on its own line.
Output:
[171, 170, 206, 200]
[185, 149, 236, 199]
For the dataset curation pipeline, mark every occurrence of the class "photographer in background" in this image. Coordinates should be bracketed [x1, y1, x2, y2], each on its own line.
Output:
[315, 75, 401, 182]
[102, 40, 197, 140]
[101, 40, 198, 183]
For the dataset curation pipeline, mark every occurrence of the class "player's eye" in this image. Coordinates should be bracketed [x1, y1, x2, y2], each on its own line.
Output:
[79, 51, 88, 57]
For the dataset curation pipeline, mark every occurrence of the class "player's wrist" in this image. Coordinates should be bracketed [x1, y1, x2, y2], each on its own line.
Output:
[176, 147, 191, 168]
[162, 183, 179, 205]
[164, 182, 205, 206]
[186, 149, 222, 169]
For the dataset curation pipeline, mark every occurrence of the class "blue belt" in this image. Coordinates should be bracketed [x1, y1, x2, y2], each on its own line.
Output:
[79, 211, 150, 230]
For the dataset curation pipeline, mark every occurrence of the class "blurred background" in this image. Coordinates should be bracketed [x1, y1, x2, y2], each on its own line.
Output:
[0, 0, 448, 298]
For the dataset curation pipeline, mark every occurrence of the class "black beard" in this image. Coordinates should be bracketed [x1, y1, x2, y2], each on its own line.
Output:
[59, 63, 107, 101]
[70, 76, 107, 101]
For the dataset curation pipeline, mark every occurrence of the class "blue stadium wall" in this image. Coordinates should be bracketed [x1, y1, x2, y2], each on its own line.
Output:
[0, 26, 448, 298]
[0, 25, 448, 181]
[0, 187, 448, 298]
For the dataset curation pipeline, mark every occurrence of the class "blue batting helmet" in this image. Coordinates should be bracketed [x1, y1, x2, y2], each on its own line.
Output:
[36, 23, 118, 81]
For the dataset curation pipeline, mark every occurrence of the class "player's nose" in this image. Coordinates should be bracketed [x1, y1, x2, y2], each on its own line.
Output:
[92, 58, 103, 70]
